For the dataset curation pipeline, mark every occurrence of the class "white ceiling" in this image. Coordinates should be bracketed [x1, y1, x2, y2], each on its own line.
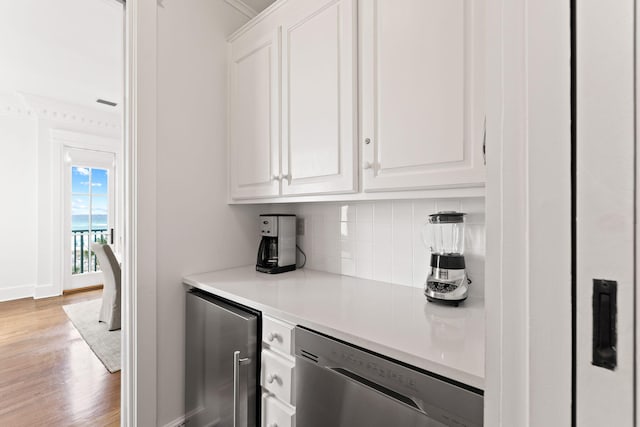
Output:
[0, 0, 123, 110]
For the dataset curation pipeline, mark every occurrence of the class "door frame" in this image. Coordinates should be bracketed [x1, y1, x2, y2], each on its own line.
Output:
[122, 0, 158, 425]
[124, 0, 574, 425]
[484, 0, 572, 425]
[51, 129, 120, 298]
[63, 148, 116, 291]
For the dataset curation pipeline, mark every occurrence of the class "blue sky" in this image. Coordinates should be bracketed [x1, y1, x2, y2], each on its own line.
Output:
[71, 167, 108, 216]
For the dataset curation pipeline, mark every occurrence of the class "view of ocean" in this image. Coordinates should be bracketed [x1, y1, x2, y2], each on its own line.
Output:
[72, 214, 108, 231]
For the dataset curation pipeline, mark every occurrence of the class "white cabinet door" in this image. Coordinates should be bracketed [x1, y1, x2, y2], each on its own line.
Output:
[280, 0, 357, 196]
[361, 0, 485, 192]
[229, 27, 281, 199]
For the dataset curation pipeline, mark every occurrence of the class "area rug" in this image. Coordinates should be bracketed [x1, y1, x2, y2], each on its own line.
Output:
[63, 299, 121, 373]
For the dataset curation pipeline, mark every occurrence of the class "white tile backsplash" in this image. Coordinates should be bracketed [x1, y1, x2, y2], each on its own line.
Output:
[271, 198, 485, 299]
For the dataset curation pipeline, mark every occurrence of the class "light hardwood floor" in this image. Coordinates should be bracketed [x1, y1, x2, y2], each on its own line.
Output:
[0, 290, 120, 426]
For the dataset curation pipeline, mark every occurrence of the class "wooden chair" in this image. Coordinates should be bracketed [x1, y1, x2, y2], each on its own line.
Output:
[91, 243, 121, 331]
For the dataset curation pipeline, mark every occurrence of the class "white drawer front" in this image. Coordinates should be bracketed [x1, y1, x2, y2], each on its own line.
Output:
[261, 349, 295, 405]
[262, 315, 295, 356]
[262, 393, 295, 427]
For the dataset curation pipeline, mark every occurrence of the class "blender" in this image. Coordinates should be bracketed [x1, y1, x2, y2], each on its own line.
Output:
[424, 211, 469, 306]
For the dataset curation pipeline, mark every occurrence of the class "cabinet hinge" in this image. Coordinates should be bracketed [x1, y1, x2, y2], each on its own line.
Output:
[482, 115, 487, 165]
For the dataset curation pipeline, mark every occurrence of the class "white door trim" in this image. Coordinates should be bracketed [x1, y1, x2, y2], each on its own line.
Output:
[123, 0, 158, 425]
[484, 0, 571, 425]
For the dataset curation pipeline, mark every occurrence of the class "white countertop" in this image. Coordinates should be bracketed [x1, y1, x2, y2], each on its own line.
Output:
[183, 266, 484, 390]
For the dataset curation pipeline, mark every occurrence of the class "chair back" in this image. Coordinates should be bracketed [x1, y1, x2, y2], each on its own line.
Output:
[92, 243, 121, 288]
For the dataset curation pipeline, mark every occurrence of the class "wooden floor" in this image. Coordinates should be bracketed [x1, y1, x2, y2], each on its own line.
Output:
[0, 290, 120, 426]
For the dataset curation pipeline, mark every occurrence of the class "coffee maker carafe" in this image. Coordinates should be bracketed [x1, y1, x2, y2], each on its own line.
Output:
[424, 211, 469, 306]
[256, 214, 296, 274]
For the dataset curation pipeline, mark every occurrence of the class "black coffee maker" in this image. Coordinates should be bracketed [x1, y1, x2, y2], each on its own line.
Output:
[256, 214, 297, 274]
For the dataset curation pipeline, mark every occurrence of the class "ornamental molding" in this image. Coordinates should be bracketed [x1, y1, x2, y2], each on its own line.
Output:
[0, 92, 121, 134]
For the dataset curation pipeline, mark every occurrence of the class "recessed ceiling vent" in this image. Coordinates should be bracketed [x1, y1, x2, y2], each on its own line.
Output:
[96, 99, 117, 107]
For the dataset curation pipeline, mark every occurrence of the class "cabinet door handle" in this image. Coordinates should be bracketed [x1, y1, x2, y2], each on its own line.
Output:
[272, 175, 281, 181]
[268, 423, 278, 427]
[281, 173, 292, 184]
[363, 161, 373, 170]
[364, 138, 371, 145]
[233, 351, 250, 427]
[267, 332, 280, 342]
[266, 373, 280, 384]
[482, 115, 487, 165]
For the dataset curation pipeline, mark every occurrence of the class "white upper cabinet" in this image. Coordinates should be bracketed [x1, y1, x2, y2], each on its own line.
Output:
[229, 25, 280, 199]
[227, 0, 485, 202]
[360, 0, 486, 192]
[280, 0, 357, 195]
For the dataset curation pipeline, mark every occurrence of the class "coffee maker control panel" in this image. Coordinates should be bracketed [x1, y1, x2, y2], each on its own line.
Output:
[260, 217, 278, 236]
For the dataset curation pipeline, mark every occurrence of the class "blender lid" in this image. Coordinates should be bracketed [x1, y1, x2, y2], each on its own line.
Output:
[428, 211, 466, 223]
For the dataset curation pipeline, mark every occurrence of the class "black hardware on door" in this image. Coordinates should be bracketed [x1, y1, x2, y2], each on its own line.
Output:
[592, 279, 617, 370]
[110, 228, 114, 245]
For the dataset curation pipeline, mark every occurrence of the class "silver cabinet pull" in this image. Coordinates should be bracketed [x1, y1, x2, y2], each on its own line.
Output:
[281, 173, 292, 184]
[233, 350, 250, 427]
[267, 373, 280, 384]
[272, 175, 280, 181]
[363, 161, 373, 170]
[364, 138, 371, 144]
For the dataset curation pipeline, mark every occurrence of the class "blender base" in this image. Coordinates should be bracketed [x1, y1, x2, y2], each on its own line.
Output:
[426, 296, 467, 307]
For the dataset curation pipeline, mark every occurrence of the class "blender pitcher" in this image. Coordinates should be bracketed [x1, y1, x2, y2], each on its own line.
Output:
[423, 211, 469, 306]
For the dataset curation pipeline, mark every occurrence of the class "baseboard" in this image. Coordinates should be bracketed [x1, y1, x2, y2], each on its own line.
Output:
[0, 284, 35, 302]
[63, 284, 104, 295]
[34, 283, 59, 299]
[162, 415, 185, 427]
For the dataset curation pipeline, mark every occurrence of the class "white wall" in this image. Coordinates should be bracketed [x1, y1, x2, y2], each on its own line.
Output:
[0, 106, 38, 301]
[155, 1, 260, 424]
[0, 92, 121, 301]
[264, 198, 485, 298]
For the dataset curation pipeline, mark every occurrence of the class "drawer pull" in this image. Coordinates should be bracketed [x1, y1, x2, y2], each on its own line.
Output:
[267, 373, 280, 384]
[267, 332, 281, 342]
[268, 423, 278, 427]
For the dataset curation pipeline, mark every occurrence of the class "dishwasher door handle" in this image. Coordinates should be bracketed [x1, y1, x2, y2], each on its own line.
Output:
[328, 367, 426, 415]
[233, 350, 250, 427]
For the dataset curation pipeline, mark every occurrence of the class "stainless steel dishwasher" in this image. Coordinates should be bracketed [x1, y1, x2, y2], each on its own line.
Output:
[295, 327, 483, 427]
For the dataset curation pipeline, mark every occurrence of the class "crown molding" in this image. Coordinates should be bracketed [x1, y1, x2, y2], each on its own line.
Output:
[19, 92, 121, 132]
[227, 0, 287, 42]
[225, 0, 258, 19]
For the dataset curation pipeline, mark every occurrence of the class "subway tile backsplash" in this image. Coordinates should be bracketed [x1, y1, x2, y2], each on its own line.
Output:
[265, 198, 485, 299]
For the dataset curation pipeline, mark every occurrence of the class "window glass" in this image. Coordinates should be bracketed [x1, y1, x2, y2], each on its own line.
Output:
[72, 195, 90, 231]
[72, 166, 90, 193]
[91, 168, 108, 195]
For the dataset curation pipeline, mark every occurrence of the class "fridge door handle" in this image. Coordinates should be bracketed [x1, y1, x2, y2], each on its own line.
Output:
[233, 350, 250, 427]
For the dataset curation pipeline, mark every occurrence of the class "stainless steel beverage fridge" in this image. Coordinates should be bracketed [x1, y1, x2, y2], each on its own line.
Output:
[185, 289, 260, 427]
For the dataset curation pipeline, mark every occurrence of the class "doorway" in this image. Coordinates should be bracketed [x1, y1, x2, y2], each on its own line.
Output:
[64, 148, 116, 291]
[0, 0, 126, 424]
